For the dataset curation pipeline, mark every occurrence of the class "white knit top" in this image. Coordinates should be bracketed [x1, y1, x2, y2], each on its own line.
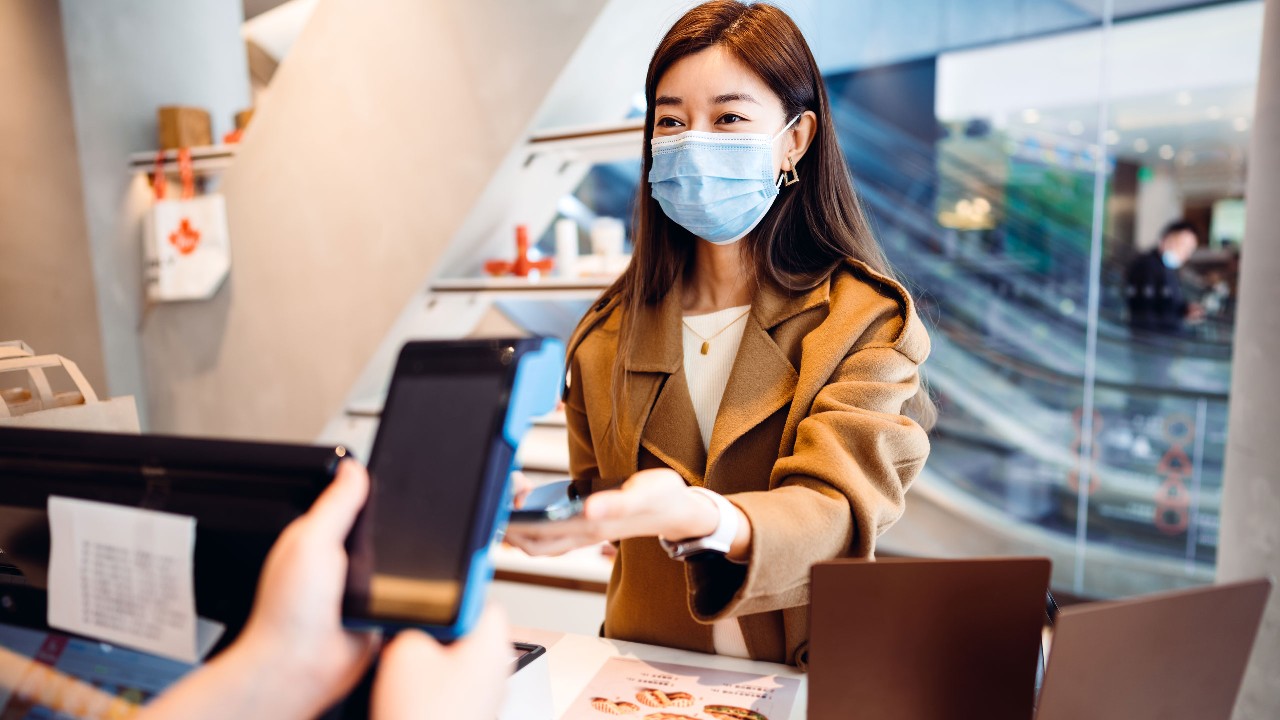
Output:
[681, 304, 751, 659]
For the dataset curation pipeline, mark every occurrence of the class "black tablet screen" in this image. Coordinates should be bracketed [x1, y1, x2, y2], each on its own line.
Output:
[349, 370, 506, 626]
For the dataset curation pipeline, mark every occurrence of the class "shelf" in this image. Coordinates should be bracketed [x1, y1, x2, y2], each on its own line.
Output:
[430, 275, 615, 292]
[128, 144, 238, 175]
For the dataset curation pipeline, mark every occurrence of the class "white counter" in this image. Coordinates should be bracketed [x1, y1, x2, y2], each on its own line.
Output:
[504, 628, 808, 720]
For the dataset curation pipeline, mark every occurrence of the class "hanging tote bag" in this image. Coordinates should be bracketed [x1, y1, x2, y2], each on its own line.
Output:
[0, 341, 140, 433]
[143, 148, 231, 302]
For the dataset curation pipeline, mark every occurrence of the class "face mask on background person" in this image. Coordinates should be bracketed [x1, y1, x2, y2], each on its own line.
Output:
[648, 115, 800, 245]
[1162, 250, 1184, 269]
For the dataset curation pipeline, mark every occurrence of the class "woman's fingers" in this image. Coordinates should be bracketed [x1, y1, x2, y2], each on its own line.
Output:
[517, 535, 592, 557]
[583, 489, 629, 521]
[510, 471, 533, 509]
[506, 525, 598, 556]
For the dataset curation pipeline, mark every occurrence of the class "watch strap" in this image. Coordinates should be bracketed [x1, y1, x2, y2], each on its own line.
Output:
[659, 487, 739, 560]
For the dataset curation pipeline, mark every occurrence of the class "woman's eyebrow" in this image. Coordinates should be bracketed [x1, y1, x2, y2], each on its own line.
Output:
[655, 95, 682, 107]
[712, 92, 759, 105]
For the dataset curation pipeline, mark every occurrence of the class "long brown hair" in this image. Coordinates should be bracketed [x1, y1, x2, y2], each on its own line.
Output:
[606, 0, 936, 430]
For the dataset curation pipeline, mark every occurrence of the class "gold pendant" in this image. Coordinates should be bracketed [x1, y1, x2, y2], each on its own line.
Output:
[700, 341, 710, 355]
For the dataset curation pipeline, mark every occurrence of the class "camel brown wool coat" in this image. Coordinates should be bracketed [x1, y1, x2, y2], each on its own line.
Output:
[562, 257, 931, 668]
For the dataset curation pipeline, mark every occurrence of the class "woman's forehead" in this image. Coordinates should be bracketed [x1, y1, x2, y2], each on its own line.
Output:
[655, 45, 779, 107]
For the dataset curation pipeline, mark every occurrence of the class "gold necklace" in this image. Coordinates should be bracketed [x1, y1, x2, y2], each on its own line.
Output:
[682, 308, 751, 355]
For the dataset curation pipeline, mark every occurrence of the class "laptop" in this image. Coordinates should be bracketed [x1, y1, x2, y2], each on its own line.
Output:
[0, 426, 347, 646]
[1035, 578, 1271, 720]
[808, 557, 1052, 720]
[0, 426, 350, 715]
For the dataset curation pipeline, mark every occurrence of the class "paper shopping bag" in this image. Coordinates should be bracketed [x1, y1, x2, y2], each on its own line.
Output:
[144, 193, 230, 302]
[143, 148, 231, 302]
[0, 342, 140, 433]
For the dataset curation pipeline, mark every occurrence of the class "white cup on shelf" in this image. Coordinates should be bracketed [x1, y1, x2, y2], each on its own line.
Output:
[590, 217, 625, 268]
[554, 218, 579, 278]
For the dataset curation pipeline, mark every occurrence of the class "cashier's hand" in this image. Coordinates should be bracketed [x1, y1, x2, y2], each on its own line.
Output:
[141, 461, 380, 720]
[372, 605, 512, 720]
[235, 460, 380, 717]
[504, 468, 723, 557]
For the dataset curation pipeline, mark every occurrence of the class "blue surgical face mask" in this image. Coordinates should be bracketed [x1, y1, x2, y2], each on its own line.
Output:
[1162, 250, 1183, 269]
[648, 115, 800, 245]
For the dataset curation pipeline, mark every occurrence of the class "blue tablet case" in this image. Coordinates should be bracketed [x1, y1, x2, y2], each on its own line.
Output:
[449, 337, 563, 640]
[351, 337, 563, 641]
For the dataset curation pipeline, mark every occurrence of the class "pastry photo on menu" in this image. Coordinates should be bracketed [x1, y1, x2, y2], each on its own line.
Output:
[563, 657, 800, 720]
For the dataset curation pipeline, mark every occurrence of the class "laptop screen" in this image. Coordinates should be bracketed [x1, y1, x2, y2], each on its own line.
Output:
[0, 621, 193, 717]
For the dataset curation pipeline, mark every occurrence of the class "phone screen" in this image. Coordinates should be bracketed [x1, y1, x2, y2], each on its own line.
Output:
[346, 369, 508, 627]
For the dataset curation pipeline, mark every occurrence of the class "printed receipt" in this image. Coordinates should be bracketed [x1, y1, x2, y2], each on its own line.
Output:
[46, 496, 199, 663]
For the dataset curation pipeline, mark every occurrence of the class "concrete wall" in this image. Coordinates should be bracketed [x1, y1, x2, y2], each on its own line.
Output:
[139, 0, 608, 441]
[59, 0, 253, 427]
[1220, 1, 1280, 716]
[0, 0, 105, 390]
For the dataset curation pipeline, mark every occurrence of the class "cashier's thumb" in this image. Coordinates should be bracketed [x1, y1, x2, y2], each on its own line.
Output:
[309, 460, 370, 541]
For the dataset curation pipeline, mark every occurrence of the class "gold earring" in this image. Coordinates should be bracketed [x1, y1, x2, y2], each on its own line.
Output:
[783, 158, 800, 187]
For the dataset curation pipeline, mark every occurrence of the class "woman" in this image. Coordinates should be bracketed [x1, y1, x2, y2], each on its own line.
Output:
[507, 0, 935, 668]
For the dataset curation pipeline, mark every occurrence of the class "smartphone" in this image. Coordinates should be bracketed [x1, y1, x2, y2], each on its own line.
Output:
[508, 479, 584, 523]
[343, 338, 562, 641]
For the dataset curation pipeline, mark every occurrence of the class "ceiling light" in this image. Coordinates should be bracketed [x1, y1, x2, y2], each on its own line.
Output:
[1175, 91, 1192, 106]
[1159, 144, 1175, 160]
[1207, 106, 1223, 120]
[1104, 129, 1120, 145]
[1233, 117, 1249, 131]
[1067, 120, 1084, 135]
[1022, 108, 1041, 124]
[1133, 138, 1149, 153]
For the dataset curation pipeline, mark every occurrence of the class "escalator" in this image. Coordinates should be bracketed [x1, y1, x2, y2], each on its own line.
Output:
[826, 99, 1227, 584]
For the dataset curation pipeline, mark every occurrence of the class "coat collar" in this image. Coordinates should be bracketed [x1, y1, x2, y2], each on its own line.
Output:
[752, 276, 830, 330]
[622, 278, 684, 374]
[621, 273, 830, 374]
[621, 272, 828, 484]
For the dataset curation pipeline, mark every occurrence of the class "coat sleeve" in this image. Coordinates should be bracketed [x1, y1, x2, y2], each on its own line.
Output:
[686, 341, 929, 620]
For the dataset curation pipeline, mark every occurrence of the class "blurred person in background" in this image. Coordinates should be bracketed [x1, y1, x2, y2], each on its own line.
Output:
[1123, 219, 1204, 420]
[1126, 219, 1204, 336]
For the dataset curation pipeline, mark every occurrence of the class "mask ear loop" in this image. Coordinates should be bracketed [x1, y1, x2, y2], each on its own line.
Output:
[771, 113, 801, 141]
[774, 114, 803, 188]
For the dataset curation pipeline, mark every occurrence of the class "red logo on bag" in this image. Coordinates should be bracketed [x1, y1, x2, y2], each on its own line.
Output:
[169, 217, 201, 256]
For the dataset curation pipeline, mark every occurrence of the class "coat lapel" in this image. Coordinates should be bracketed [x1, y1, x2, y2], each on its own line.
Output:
[642, 365, 707, 485]
[704, 312, 797, 480]
[625, 278, 706, 484]
[704, 280, 828, 481]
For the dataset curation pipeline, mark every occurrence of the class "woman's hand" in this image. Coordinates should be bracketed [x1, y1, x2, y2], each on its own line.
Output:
[504, 469, 722, 557]
[371, 605, 512, 720]
[510, 470, 534, 509]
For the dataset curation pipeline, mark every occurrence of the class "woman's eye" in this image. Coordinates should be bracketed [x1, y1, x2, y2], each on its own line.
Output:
[656, 117, 684, 128]
[718, 113, 745, 124]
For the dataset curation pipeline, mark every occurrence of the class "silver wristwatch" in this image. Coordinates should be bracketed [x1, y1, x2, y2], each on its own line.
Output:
[659, 487, 740, 560]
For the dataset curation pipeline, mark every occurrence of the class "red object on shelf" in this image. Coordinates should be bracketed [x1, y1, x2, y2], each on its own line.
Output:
[483, 225, 555, 277]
